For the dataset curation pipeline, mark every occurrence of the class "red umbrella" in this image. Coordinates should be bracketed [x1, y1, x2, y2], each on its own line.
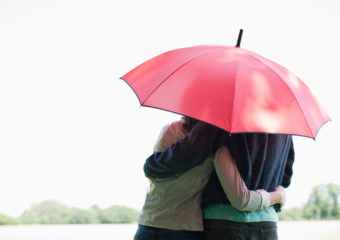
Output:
[121, 30, 330, 139]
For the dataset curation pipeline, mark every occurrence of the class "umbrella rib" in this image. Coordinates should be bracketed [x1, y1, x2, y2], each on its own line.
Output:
[229, 56, 240, 133]
[245, 52, 314, 137]
[141, 49, 222, 105]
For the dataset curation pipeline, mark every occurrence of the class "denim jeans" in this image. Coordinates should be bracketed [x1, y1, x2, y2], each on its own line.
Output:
[203, 219, 278, 240]
[134, 224, 202, 240]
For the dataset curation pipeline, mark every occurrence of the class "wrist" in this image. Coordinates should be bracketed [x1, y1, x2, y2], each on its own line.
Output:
[257, 190, 271, 209]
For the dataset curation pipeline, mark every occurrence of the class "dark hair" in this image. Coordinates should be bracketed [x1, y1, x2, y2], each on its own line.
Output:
[182, 116, 199, 133]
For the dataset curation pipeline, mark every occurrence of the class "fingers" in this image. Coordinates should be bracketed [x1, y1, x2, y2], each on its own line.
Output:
[277, 186, 286, 208]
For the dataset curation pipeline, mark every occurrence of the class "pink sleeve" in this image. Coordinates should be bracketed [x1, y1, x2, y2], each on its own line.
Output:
[214, 146, 271, 211]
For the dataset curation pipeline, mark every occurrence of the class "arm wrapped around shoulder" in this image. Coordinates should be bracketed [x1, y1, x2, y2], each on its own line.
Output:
[144, 122, 228, 178]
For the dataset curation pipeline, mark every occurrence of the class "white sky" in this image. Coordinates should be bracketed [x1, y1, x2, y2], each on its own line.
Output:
[0, 0, 339, 217]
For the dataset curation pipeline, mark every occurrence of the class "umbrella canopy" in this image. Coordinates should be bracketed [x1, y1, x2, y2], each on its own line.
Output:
[121, 45, 330, 139]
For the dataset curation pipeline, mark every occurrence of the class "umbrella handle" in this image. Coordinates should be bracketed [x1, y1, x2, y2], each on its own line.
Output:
[236, 29, 243, 48]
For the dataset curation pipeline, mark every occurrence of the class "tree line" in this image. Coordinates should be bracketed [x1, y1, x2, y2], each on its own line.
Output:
[0, 201, 139, 225]
[279, 183, 340, 221]
[1, 183, 340, 225]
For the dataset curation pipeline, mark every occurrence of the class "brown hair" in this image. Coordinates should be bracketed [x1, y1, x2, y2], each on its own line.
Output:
[182, 116, 199, 133]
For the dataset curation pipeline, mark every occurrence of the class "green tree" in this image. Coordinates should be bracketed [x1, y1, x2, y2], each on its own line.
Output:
[19, 201, 139, 224]
[279, 183, 340, 221]
[279, 207, 304, 221]
[328, 183, 340, 219]
[302, 183, 340, 220]
[69, 207, 100, 224]
[303, 185, 329, 220]
[0, 213, 19, 225]
[99, 205, 139, 223]
[20, 200, 69, 224]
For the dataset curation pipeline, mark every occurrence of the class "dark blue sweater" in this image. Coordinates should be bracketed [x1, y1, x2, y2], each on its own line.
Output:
[144, 122, 294, 211]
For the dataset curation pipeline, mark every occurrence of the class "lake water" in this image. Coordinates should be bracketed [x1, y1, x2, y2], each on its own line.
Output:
[0, 222, 340, 240]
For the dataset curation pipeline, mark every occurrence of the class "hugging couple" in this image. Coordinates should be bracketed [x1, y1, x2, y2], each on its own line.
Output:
[134, 116, 294, 240]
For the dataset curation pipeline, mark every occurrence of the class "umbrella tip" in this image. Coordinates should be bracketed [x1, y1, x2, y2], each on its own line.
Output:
[236, 29, 243, 48]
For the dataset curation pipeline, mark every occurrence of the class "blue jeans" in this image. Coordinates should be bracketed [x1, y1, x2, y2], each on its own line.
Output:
[203, 219, 278, 240]
[134, 224, 202, 240]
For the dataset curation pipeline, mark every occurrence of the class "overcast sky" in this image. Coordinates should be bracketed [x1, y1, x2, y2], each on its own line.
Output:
[0, 0, 339, 217]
